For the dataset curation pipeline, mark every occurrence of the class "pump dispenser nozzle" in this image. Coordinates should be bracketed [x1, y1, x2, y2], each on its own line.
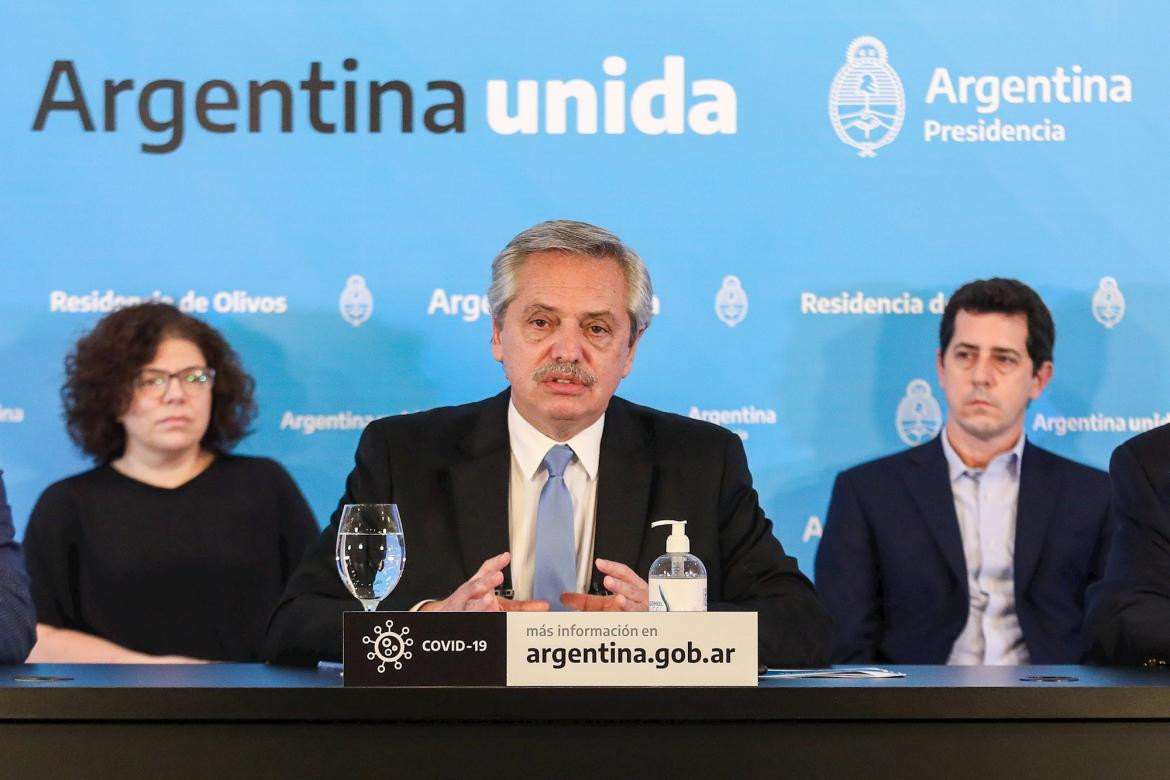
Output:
[651, 519, 690, 553]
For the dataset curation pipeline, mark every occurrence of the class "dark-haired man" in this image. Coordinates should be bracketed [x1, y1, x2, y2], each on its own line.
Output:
[816, 278, 1112, 664]
[0, 470, 36, 663]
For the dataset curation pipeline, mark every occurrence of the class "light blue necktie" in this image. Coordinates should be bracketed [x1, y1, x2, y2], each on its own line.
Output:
[533, 444, 577, 610]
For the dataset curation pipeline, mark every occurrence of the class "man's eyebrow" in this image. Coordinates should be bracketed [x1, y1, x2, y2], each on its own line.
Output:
[522, 303, 560, 315]
[952, 342, 1023, 356]
[521, 304, 617, 320]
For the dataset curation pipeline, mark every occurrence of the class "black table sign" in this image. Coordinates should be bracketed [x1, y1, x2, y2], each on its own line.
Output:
[342, 612, 507, 687]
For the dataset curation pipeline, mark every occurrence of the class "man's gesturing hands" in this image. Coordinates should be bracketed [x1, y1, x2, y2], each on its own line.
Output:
[420, 554, 650, 612]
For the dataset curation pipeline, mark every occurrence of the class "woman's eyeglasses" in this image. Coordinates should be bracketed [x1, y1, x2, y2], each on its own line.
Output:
[134, 367, 216, 396]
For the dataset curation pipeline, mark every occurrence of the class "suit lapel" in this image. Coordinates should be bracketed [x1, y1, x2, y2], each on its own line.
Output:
[903, 436, 967, 586]
[591, 397, 654, 594]
[1014, 441, 1059, 596]
[448, 391, 512, 587]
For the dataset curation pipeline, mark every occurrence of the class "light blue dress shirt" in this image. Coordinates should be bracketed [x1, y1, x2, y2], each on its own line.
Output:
[941, 432, 1029, 665]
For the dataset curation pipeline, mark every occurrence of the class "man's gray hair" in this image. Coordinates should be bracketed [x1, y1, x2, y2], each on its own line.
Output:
[488, 220, 654, 344]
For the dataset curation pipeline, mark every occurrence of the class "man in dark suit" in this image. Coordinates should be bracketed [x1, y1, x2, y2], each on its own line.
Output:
[1085, 424, 1170, 665]
[265, 220, 830, 667]
[0, 470, 36, 663]
[816, 279, 1111, 664]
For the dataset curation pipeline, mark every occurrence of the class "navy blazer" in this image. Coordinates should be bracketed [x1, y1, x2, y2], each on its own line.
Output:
[0, 470, 36, 663]
[815, 436, 1111, 664]
[1085, 424, 1170, 665]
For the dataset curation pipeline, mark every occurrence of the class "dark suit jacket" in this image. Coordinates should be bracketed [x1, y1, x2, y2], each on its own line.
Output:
[1085, 424, 1170, 665]
[0, 470, 36, 663]
[815, 436, 1111, 664]
[264, 391, 830, 667]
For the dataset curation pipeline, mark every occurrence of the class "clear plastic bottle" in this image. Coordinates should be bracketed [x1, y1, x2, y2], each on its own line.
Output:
[647, 520, 707, 611]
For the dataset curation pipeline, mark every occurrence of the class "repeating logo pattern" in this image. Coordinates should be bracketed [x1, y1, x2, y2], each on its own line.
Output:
[1092, 276, 1125, 328]
[895, 379, 943, 446]
[715, 275, 749, 327]
[363, 618, 413, 673]
[829, 36, 906, 158]
[339, 275, 374, 327]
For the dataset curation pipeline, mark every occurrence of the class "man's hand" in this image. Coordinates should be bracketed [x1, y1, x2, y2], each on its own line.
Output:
[560, 558, 649, 612]
[420, 552, 550, 612]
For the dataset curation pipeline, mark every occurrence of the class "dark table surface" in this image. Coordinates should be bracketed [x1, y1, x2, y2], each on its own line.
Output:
[5, 664, 1170, 779]
[2, 663, 1169, 722]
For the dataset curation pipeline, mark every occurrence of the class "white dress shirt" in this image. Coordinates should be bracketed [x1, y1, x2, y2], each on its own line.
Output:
[506, 400, 603, 600]
[942, 430, 1030, 665]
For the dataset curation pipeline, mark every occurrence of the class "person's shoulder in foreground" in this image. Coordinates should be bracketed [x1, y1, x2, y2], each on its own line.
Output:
[357, 394, 506, 451]
[0, 470, 36, 664]
[1085, 423, 1170, 665]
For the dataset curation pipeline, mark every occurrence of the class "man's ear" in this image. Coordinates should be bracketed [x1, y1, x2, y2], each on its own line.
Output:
[1030, 360, 1054, 400]
[621, 328, 643, 378]
[491, 318, 504, 362]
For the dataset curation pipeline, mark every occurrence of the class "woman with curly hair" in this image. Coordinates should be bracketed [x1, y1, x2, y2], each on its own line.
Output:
[23, 303, 318, 662]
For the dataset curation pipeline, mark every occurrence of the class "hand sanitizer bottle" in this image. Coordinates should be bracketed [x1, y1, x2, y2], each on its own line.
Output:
[647, 520, 707, 612]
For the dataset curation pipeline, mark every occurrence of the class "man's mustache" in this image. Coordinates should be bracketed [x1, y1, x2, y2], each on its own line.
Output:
[533, 362, 597, 387]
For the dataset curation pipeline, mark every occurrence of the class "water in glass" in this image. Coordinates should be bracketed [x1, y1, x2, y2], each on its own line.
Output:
[335, 504, 405, 611]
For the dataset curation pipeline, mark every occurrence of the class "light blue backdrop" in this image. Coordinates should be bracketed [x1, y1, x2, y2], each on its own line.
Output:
[2, 2, 1167, 579]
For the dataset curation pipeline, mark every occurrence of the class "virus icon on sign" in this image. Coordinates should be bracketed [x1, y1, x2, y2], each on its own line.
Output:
[363, 618, 413, 672]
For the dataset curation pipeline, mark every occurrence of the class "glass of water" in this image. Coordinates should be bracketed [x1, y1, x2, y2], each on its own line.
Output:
[335, 503, 406, 612]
